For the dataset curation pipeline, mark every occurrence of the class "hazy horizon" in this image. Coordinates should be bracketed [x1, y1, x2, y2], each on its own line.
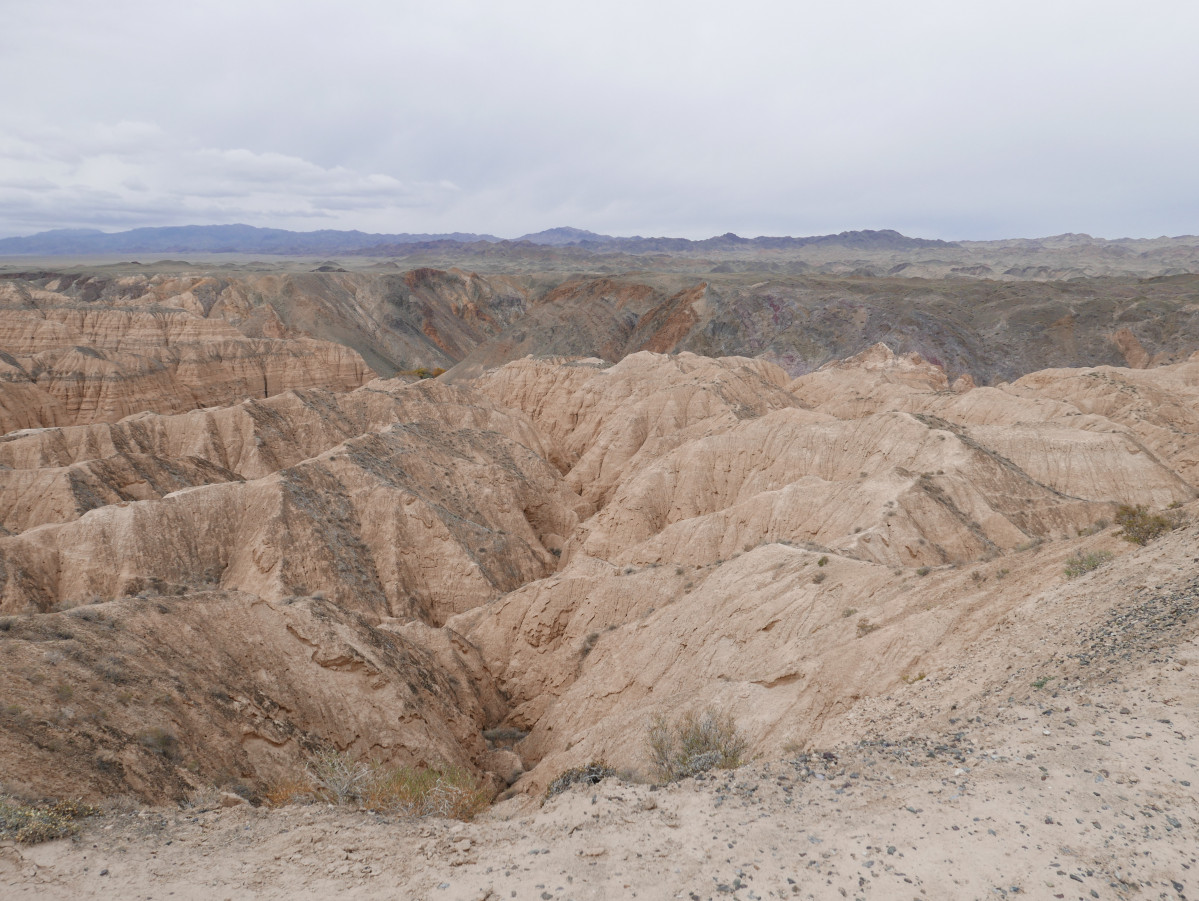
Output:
[3, 222, 1197, 246]
[3, 0, 1196, 242]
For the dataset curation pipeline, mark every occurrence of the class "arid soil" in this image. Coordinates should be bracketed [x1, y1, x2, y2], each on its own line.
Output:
[4, 538, 1195, 899]
[0, 262, 1197, 899]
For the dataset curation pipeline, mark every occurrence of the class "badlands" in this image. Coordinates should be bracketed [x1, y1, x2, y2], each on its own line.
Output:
[0, 259, 1196, 900]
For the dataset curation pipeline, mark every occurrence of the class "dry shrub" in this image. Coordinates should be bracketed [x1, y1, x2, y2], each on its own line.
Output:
[545, 760, 616, 799]
[0, 797, 99, 844]
[274, 750, 489, 820]
[305, 748, 375, 805]
[856, 617, 880, 637]
[1063, 549, 1113, 579]
[1115, 504, 1186, 546]
[365, 765, 490, 820]
[262, 774, 317, 808]
[646, 708, 748, 782]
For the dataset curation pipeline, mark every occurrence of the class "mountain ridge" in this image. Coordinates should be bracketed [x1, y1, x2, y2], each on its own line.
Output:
[0, 224, 957, 256]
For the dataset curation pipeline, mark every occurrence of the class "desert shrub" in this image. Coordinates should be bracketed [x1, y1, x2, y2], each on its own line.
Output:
[364, 765, 489, 819]
[183, 785, 224, 809]
[816, 556, 829, 567]
[811, 571, 826, 584]
[545, 761, 617, 798]
[263, 774, 315, 808]
[0, 797, 98, 844]
[1115, 504, 1185, 546]
[1063, 550, 1114, 579]
[305, 748, 375, 805]
[138, 727, 179, 759]
[297, 750, 489, 819]
[482, 726, 527, 744]
[915, 566, 931, 576]
[580, 632, 599, 657]
[646, 707, 748, 782]
[856, 617, 880, 638]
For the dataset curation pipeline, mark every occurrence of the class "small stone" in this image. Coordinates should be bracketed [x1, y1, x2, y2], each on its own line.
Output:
[219, 791, 249, 808]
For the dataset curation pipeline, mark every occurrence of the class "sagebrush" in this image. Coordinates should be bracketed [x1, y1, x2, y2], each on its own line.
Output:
[646, 708, 748, 782]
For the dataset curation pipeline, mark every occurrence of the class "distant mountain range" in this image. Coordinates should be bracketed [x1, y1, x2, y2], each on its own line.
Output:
[0, 225, 502, 256]
[0, 224, 953, 256]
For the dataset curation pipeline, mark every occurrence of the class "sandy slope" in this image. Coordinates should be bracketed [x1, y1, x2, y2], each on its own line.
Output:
[5, 541, 1195, 901]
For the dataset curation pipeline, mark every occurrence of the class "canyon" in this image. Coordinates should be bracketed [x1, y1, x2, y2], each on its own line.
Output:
[0, 255, 1196, 899]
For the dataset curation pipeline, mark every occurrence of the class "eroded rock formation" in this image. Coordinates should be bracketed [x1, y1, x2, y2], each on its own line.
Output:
[0, 337, 1196, 805]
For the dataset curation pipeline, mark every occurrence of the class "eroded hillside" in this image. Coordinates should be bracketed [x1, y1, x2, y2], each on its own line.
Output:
[3, 266, 1199, 439]
[0, 339, 1196, 810]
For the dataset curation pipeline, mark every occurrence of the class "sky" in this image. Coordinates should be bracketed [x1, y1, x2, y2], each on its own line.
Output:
[2, 0, 1197, 241]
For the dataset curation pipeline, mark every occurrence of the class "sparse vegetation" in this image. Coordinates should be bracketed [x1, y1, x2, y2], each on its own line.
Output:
[482, 726, 528, 744]
[0, 796, 98, 844]
[364, 765, 490, 819]
[304, 748, 375, 805]
[812, 571, 827, 584]
[916, 566, 931, 576]
[279, 749, 490, 819]
[1115, 504, 1186, 546]
[646, 707, 748, 782]
[545, 760, 617, 798]
[138, 727, 179, 759]
[1063, 550, 1114, 579]
[856, 617, 880, 638]
[580, 631, 599, 657]
[816, 556, 829, 567]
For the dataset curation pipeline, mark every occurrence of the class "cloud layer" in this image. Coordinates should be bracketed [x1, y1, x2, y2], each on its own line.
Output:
[2, 0, 1197, 240]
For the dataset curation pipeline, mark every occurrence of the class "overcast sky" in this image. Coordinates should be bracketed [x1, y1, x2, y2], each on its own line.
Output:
[2, 0, 1196, 240]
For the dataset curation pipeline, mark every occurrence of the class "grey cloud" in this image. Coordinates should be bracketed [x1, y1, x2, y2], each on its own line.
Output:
[1, 0, 1197, 239]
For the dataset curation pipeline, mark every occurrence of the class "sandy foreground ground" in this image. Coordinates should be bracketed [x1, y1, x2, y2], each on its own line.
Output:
[3, 628, 1195, 901]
